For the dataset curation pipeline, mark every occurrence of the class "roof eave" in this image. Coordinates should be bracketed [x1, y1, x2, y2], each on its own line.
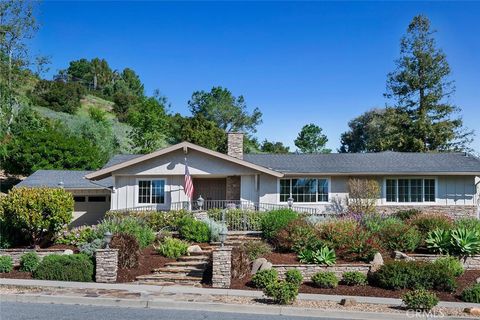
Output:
[281, 171, 480, 176]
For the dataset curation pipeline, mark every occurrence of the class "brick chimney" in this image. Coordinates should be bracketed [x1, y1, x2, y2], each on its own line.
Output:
[227, 132, 244, 159]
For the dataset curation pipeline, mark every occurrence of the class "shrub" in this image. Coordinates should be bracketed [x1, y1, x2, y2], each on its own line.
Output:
[402, 289, 439, 311]
[461, 284, 480, 303]
[375, 219, 421, 252]
[177, 217, 210, 243]
[251, 268, 278, 289]
[426, 227, 480, 257]
[373, 260, 456, 292]
[156, 237, 189, 259]
[298, 246, 336, 266]
[0, 256, 13, 273]
[263, 281, 299, 304]
[55, 225, 98, 246]
[311, 271, 339, 288]
[106, 210, 193, 231]
[408, 214, 453, 238]
[30, 79, 85, 114]
[208, 209, 263, 231]
[275, 217, 319, 252]
[342, 271, 367, 286]
[96, 217, 155, 248]
[426, 229, 452, 254]
[202, 217, 227, 242]
[231, 246, 251, 280]
[33, 254, 93, 282]
[110, 233, 140, 269]
[1, 187, 74, 246]
[455, 217, 480, 233]
[19, 252, 40, 272]
[433, 256, 464, 277]
[360, 213, 395, 233]
[242, 240, 272, 261]
[285, 269, 303, 286]
[260, 209, 298, 241]
[79, 238, 104, 257]
[394, 209, 422, 221]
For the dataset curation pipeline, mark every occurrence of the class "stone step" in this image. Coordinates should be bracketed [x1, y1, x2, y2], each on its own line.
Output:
[178, 255, 210, 262]
[166, 261, 209, 268]
[154, 266, 205, 273]
[136, 274, 203, 284]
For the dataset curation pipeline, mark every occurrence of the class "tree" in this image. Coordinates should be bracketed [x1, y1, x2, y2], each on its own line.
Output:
[339, 108, 410, 153]
[347, 178, 380, 214]
[128, 95, 169, 153]
[0, 187, 73, 247]
[294, 124, 331, 153]
[169, 113, 227, 152]
[120, 68, 144, 97]
[188, 86, 262, 134]
[29, 79, 86, 114]
[260, 140, 290, 154]
[2, 123, 105, 175]
[385, 15, 472, 151]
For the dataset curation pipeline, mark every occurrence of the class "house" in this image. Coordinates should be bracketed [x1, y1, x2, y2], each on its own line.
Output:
[17, 133, 480, 225]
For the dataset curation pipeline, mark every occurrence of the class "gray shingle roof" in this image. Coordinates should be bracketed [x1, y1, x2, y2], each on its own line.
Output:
[243, 152, 480, 174]
[103, 154, 143, 168]
[16, 170, 112, 189]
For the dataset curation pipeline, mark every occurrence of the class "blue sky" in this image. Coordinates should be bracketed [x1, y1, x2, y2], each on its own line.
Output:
[33, 1, 480, 152]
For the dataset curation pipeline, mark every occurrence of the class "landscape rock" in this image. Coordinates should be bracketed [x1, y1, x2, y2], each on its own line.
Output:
[476, 277, 480, 284]
[187, 245, 202, 253]
[251, 258, 268, 274]
[464, 308, 480, 316]
[393, 251, 414, 261]
[63, 249, 74, 255]
[259, 261, 272, 271]
[369, 252, 384, 272]
[340, 298, 357, 307]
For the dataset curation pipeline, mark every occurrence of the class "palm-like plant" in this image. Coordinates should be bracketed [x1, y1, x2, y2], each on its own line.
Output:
[425, 229, 451, 254]
[450, 228, 480, 257]
[313, 246, 336, 266]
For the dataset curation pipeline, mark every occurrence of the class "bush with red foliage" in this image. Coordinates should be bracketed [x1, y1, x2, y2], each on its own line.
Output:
[110, 233, 140, 269]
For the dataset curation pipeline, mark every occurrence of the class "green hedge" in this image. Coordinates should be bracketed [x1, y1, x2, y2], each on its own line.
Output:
[33, 254, 94, 282]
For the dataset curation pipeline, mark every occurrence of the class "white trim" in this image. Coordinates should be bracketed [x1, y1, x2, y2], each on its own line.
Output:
[134, 178, 167, 206]
[382, 176, 438, 205]
[277, 177, 331, 205]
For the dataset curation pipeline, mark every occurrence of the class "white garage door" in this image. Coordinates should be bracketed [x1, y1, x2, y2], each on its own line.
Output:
[71, 195, 111, 227]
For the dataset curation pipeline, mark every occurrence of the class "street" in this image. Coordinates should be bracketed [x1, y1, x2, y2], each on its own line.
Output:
[0, 302, 344, 320]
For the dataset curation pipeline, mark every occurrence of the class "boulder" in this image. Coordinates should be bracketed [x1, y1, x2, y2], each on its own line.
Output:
[393, 251, 414, 261]
[340, 298, 357, 307]
[251, 258, 268, 274]
[476, 277, 480, 284]
[187, 245, 202, 253]
[259, 261, 272, 271]
[63, 249, 74, 255]
[464, 308, 480, 316]
[370, 252, 384, 265]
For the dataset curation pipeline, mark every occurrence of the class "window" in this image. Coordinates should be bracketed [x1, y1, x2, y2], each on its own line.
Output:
[138, 179, 165, 204]
[73, 196, 86, 202]
[88, 196, 106, 202]
[280, 178, 329, 203]
[386, 178, 435, 203]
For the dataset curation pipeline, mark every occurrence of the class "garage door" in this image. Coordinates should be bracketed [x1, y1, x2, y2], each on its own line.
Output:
[71, 195, 111, 227]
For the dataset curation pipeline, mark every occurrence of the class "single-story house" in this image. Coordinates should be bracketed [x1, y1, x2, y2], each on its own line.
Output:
[17, 133, 480, 225]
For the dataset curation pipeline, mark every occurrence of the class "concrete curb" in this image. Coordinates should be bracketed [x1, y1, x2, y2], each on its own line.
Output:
[2, 293, 460, 320]
[1, 278, 478, 310]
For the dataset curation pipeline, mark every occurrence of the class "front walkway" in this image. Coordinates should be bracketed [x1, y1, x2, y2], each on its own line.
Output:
[0, 279, 477, 319]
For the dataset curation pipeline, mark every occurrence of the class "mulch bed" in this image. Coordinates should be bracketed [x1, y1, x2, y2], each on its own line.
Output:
[231, 270, 480, 302]
[0, 267, 32, 279]
[116, 246, 175, 283]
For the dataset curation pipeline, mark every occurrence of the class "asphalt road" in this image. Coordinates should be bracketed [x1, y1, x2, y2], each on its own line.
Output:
[0, 302, 344, 320]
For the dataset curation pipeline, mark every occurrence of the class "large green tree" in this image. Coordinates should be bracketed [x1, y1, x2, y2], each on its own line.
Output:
[385, 15, 472, 151]
[260, 140, 290, 154]
[188, 86, 262, 134]
[294, 124, 331, 153]
[128, 95, 169, 153]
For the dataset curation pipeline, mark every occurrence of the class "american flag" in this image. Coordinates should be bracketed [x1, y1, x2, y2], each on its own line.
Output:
[184, 158, 194, 199]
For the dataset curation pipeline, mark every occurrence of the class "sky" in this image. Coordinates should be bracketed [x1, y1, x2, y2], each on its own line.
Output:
[32, 1, 480, 152]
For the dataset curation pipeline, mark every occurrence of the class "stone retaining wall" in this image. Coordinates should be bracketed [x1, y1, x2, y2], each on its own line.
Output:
[212, 247, 232, 288]
[273, 264, 371, 280]
[95, 249, 118, 283]
[0, 249, 69, 266]
[396, 253, 480, 270]
[377, 205, 478, 218]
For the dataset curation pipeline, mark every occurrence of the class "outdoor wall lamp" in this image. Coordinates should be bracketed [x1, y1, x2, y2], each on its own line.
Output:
[104, 231, 113, 249]
[287, 196, 294, 208]
[197, 195, 204, 210]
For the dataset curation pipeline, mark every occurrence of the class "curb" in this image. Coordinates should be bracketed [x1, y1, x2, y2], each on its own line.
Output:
[0, 293, 442, 320]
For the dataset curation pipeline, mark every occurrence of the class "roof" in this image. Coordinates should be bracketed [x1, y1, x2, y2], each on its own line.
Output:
[16, 170, 113, 189]
[103, 154, 143, 168]
[243, 152, 480, 174]
[86, 142, 284, 180]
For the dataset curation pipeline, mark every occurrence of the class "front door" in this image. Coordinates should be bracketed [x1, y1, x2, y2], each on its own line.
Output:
[193, 178, 227, 201]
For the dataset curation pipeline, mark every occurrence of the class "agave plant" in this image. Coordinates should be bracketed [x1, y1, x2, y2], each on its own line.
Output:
[298, 249, 314, 264]
[450, 228, 480, 257]
[313, 246, 336, 266]
[425, 229, 452, 254]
